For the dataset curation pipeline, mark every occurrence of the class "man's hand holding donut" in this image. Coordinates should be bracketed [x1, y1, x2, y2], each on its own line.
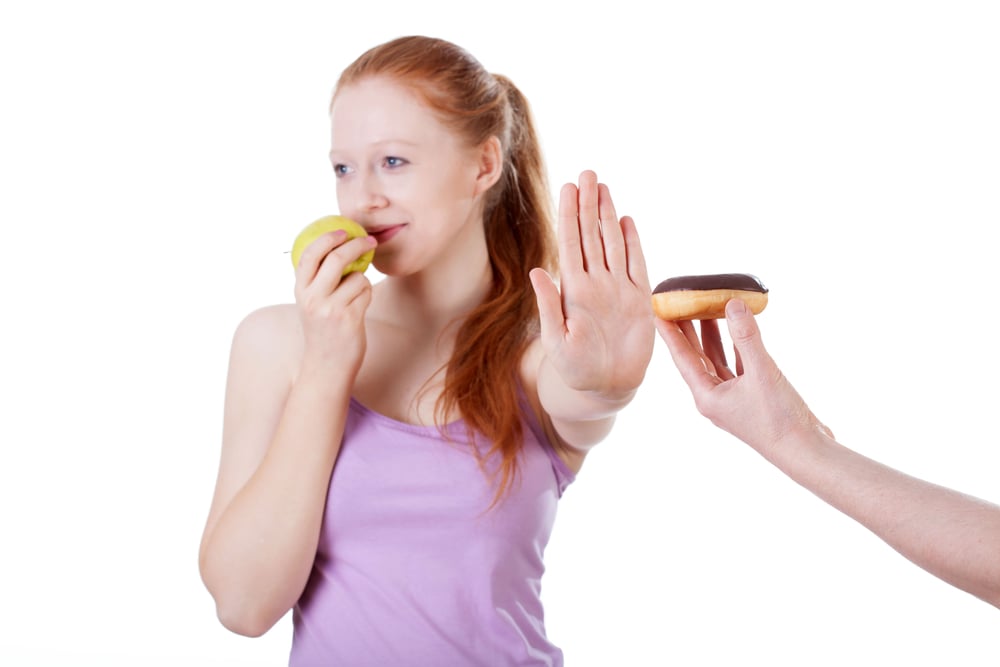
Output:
[655, 298, 832, 459]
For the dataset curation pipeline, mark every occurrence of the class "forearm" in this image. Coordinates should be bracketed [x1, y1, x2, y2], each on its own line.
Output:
[200, 374, 350, 635]
[767, 429, 1000, 608]
[536, 355, 635, 450]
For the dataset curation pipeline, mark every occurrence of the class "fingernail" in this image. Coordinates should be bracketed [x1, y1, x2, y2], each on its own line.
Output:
[726, 299, 748, 317]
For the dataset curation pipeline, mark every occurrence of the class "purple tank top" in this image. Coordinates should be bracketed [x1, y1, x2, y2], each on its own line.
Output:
[288, 394, 575, 667]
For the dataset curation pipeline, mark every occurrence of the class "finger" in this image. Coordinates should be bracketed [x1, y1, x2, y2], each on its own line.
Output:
[700, 319, 735, 381]
[620, 215, 651, 291]
[676, 319, 719, 375]
[576, 170, 604, 271]
[597, 183, 626, 274]
[529, 268, 565, 349]
[724, 298, 770, 377]
[295, 230, 348, 285]
[685, 319, 724, 376]
[312, 236, 377, 294]
[655, 318, 721, 395]
[336, 271, 374, 311]
[557, 182, 584, 274]
[677, 320, 703, 354]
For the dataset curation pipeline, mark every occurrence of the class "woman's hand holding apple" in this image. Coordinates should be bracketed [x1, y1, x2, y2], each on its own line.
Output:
[293, 230, 378, 380]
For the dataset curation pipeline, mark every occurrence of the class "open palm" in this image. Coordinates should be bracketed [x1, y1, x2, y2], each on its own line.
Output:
[530, 171, 654, 399]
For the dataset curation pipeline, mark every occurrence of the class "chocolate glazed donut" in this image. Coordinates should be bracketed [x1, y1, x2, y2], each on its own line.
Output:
[652, 273, 768, 321]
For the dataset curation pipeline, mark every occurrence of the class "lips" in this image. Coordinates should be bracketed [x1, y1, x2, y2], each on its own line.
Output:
[367, 224, 405, 244]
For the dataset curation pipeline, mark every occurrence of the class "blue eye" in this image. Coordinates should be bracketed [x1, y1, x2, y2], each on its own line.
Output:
[332, 163, 352, 177]
[384, 156, 407, 168]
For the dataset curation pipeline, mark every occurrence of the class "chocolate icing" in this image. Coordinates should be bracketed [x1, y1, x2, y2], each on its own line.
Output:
[653, 273, 768, 294]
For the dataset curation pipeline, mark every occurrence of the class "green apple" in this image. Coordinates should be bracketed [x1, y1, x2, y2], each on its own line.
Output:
[290, 215, 375, 275]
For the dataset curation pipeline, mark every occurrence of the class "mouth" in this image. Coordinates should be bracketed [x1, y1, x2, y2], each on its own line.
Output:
[367, 224, 406, 244]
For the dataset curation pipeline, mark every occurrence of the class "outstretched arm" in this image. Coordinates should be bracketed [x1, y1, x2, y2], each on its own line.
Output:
[657, 298, 1000, 608]
[528, 170, 655, 458]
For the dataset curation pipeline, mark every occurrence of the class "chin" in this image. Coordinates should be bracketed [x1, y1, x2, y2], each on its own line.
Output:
[371, 255, 411, 278]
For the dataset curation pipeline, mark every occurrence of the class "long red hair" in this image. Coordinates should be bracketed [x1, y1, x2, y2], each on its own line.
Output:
[332, 36, 558, 503]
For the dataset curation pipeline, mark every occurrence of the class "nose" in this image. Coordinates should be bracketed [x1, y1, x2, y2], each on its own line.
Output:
[352, 169, 389, 215]
[337, 168, 389, 224]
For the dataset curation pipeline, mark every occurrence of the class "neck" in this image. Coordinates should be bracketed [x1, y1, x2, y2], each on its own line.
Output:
[378, 224, 493, 335]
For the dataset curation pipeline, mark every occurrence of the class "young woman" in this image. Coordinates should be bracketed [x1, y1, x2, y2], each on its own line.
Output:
[199, 35, 655, 665]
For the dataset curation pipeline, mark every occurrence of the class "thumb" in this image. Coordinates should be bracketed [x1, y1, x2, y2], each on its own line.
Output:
[724, 298, 770, 374]
[529, 268, 564, 346]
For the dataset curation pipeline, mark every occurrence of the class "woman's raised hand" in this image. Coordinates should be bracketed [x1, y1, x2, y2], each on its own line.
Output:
[530, 170, 654, 402]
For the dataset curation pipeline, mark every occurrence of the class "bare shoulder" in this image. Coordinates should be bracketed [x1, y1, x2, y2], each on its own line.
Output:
[233, 303, 300, 341]
[229, 303, 303, 375]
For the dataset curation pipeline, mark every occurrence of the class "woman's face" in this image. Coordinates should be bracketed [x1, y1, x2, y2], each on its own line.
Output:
[329, 76, 492, 278]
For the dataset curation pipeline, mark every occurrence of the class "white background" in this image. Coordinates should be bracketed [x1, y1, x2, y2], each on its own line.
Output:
[1, 1, 997, 665]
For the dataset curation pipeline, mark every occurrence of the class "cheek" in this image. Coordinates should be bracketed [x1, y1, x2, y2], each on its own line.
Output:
[392, 177, 452, 216]
[427, 165, 479, 207]
[334, 180, 354, 209]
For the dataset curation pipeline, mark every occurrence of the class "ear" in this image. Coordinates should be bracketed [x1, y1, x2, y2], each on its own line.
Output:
[472, 135, 504, 196]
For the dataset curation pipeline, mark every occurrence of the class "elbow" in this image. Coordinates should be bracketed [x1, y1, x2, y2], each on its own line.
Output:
[217, 611, 272, 638]
[983, 582, 1000, 611]
[198, 547, 297, 636]
[962, 570, 1000, 610]
[200, 566, 285, 638]
[214, 598, 282, 638]
[975, 559, 1000, 610]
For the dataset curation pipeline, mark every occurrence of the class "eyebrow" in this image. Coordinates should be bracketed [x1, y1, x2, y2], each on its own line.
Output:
[329, 139, 420, 158]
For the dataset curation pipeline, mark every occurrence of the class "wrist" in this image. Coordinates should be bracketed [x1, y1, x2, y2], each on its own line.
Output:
[293, 361, 357, 403]
[758, 422, 839, 475]
[538, 357, 638, 422]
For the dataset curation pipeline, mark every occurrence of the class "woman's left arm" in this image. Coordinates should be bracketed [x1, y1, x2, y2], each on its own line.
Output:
[528, 170, 655, 454]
